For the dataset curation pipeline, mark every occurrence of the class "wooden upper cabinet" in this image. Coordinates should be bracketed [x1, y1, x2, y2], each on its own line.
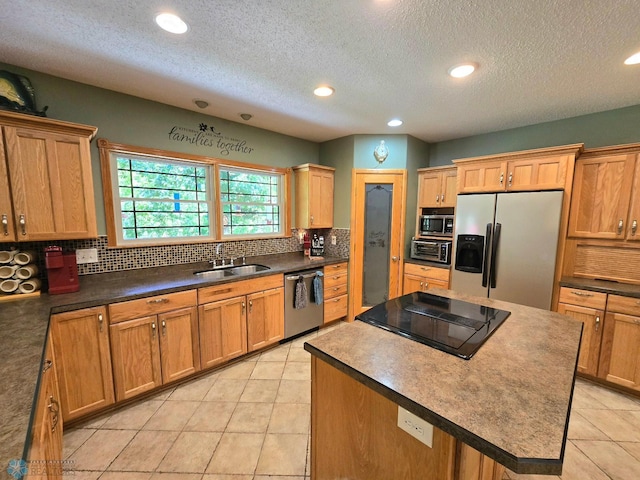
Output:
[417, 166, 457, 208]
[0, 111, 98, 241]
[456, 160, 507, 193]
[568, 153, 636, 239]
[294, 163, 334, 228]
[454, 144, 581, 194]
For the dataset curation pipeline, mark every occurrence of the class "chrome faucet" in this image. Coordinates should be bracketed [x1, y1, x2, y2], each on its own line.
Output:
[215, 243, 225, 266]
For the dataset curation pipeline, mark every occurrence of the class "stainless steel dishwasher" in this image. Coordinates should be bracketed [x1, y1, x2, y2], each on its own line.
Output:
[284, 268, 324, 339]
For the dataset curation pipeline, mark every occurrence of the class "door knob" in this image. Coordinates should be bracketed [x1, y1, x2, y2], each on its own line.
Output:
[391, 256, 398, 262]
[618, 219, 624, 234]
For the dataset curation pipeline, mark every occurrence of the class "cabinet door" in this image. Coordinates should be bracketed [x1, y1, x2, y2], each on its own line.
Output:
[439, 169, 458, 207]
[310, 169, 334, 228]
[50, 307, 115, 422]
[626, 154, 640, 241]
[28, 335, 63, 480]
[418, 172, 442, 208]
[110, 316, 162, 401]
[199, 296, 248, 369]
[556, 303, 603, 376]
[3, 125, 97, 240]
[457, 161, 507, 193]
[0, 129, 16, 240]
[247, 287, 284, 352]
[505, 156, 568, 191]
[568, 154, 635, 239]
[599, 311, 640, 391]
[403, 273, 425, 294]
[158, 306, 201, 383]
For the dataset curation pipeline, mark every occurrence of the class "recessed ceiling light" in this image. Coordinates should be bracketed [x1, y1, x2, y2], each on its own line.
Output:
[624, 51, 640, 65]
[448, 63, 477, 78]
[314, 86, 334, 97]
[387, 119, 403, 127]
[155, 13, 188, 34]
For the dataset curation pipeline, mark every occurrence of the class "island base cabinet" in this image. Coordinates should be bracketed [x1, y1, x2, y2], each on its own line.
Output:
[310, 357, 504, 480]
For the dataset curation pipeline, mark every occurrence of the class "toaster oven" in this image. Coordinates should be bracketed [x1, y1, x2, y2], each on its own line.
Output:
[410, 238, 452, 264]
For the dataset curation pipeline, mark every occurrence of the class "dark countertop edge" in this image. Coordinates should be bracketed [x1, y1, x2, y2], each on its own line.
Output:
[9, 253, 348, 464]
[303, 343, 564, 476]
[560, 276, 640, 298]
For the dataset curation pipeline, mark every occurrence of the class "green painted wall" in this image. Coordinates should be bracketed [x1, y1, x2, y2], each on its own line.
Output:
[405, 136, 429, 255]
[1, 63, 319, 235]
[319, 136, 355, 229]
[429, 104, 640, 166]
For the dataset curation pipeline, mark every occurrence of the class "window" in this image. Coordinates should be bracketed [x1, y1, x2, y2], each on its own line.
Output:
[100, 140, 290, 247]
[220, 166, 283, 237]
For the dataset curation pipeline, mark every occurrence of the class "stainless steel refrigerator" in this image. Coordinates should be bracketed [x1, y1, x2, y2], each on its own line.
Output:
[450, 190, 563, 310]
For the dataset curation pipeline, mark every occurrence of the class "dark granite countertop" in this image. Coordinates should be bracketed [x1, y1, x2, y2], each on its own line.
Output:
[304, 289, 582, 475]
[560, 276, 640, 298]
[0, 252, 346, 468]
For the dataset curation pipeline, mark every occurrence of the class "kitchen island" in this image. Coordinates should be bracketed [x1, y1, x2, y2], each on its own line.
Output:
[304, 289, 583, 479]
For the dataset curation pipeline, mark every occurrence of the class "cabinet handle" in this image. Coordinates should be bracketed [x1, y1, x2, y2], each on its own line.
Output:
[594, 315, 600, 332]
[147, 298, 169, 304]
[19, 214, 26, 236]
[242, 301, 246, 314]
[42, 359, 53, 373]
[162, 320, 166, 336]
[424, 281, 429, 291]
[570, 291, 593, 297]
[98, 313, 104, 332]
[151, 321, 157, 338]
[310, 215, 314, 225]
[508, 172, 513, 187]
[48, 396, 60, 432]
[1, 214, 8, 236]
[333, 287, 339, 291]
[436, 194, 440, 203]
[632, 220, 637, 236]
[441, 194, 445, 203]
[420, 267, 431, 271]
[249, 300, 253, 313]
[499, 173, 504, 185]
[419, 282, 423, 289]
[618, 219, 624, 234]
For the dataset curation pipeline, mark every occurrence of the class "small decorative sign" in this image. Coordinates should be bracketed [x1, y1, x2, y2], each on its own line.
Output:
[168, 122, 255, 156]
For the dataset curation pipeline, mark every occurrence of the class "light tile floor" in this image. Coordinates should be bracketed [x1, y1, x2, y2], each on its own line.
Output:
[63, 322, 640, 480]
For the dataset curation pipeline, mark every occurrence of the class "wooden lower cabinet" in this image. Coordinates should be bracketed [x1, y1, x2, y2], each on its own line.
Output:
[403, 263, 450, 295]
[199, 296, 248, 369]
[556, 288, 606, 377]
[27, 335, 63, 480]
[598, 294, 640, 391]
[50, 306, 114, 422]
[324, 262, 348, 323]
[247, 287, 284, 352]
[109, 294, 200, 401]
[311, 357, 503, 480]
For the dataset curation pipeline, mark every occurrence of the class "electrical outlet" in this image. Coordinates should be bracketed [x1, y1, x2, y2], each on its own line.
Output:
[331, 235, 337, 245]
[76, 248, 98, 264]
[397, 406, 433, 447]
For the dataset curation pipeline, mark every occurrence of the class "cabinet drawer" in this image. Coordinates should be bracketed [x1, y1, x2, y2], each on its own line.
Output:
[109, 290, 197, 324]
[325, 262, 348, 276]
[325, 283, 348, 300]
[198, 274, 283, 304]
[324, 294, 348, 323]
[606, 294, 640, 316]
[324, 270, 348, 289]
[558, 287, 607, 310]
[404, 263, 450, 282]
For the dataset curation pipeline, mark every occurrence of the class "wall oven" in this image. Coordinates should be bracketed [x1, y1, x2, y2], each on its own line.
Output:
[411, 238, 452, 264]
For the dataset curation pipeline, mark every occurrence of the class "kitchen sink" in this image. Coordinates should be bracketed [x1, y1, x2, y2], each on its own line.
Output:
[227, 264, 270, 275]
[193, 269, 236, 278]
[194, 264, 270, 277]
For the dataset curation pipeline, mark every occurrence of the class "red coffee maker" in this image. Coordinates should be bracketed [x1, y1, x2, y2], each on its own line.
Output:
[45, 246, 79, 294]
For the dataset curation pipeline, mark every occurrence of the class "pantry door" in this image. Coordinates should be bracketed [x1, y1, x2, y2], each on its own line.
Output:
[349, 169, 407, 319]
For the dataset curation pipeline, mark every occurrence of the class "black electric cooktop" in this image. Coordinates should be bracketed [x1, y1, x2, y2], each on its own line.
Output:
[356, 292, 511, 359]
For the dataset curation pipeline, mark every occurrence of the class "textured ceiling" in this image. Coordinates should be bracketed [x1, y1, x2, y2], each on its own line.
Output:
[1, 0, 639, 143]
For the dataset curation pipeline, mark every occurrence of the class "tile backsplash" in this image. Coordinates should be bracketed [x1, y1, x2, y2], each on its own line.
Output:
[0, 228, 350, 276]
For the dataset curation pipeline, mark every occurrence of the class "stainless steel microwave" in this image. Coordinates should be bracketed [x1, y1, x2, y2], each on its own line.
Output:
[419, 214, 454, 237]
[411, 238, 452, 264]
